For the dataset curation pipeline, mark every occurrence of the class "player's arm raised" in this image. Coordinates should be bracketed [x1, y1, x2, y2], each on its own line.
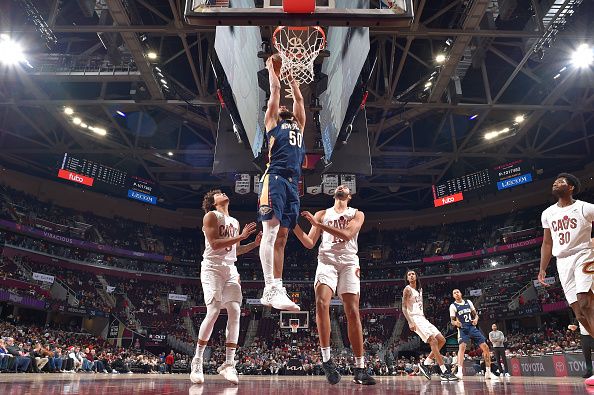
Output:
[236, 231, 262, 256]
[302, 210, 364, 242]
[293, 210, 325, 249]
[290, 77, 305, 131]
[538, 228, 553, 286]
[401, 287, 415, 331]
[203, 212, 256, 251]
[265, 57, 281, 131]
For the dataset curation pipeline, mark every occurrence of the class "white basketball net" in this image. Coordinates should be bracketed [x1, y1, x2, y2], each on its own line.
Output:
[273, 26, 326, 85]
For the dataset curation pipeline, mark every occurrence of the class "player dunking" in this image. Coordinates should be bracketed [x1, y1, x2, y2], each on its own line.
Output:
[257, 56, 305, 311]
[190, 190, 261, 385]
[538, 173, 594, 386]
[293, 185, 376, 385]
[402, 270, 458, 381]
[450, 289, 498, 380]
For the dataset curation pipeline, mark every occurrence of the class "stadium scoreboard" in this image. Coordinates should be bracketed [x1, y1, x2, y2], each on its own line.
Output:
[58, 153, 159, 205]
[432, 160, 533, 207]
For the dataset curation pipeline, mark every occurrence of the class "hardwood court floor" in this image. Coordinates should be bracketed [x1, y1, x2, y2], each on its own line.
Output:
[0, 373, 592, 394]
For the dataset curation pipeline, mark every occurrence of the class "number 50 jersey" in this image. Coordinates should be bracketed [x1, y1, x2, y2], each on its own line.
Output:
[266, 120, 305, 179]
[541, 200, 594, 258]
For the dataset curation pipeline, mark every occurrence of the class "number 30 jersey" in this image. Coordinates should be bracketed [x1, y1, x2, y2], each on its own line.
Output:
[266, 120, 305, 179]
[541, 200, 594, 258]
[318, 207, 359, 264]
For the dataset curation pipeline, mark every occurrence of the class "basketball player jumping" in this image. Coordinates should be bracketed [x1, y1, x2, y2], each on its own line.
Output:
[293, 184, 376, 385]
[402, 270, 458, 381]
[450, 289, 498, 380]
[257, 55, 306, 311]
[190, 190, 261, 385]
[538, 173, 594, 386]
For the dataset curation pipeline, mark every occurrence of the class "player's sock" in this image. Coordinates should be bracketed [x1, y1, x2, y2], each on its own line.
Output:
[321, 347, 331, 363]
[354, 356, 365, 369]
[273, 278, 283, 288]
[440, 365, 447, 373]
[195, 343, 206, 359]
[225, 347, 236, 365]
[260, 219, 279, 287]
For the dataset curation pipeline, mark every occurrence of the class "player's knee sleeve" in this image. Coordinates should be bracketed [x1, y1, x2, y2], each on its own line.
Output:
[224, 301, 241, 344]
[198, 301, 221, 341]
[259, 217, 280, 285]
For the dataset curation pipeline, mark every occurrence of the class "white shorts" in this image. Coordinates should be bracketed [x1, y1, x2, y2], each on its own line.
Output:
[314, 259, 360, 298]
[200, 261, 242, 305]
[556, 248, 594, 305]
[410, 315, 441, 343]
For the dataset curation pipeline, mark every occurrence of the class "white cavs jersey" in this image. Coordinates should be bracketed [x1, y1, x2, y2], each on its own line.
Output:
[202, 211, 240, 265]
[404, 285, 424, 317]
[318, 207, 359, 264]
[541, 200, 594, 258]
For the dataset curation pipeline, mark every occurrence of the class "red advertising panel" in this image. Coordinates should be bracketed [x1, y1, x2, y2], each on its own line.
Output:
[433, 192, 463, 207]
[57, 169, 94, 186]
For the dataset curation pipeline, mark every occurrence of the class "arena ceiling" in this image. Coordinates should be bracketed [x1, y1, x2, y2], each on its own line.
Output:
[0, 0, 593, 211]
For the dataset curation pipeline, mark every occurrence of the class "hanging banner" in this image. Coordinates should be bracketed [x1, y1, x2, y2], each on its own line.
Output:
[234, 174, 251, 195]
[322, 174, 339, 195]
[106, 286, 116, 293]
[168, 293, 188, 302]
[340, 174, 357, 194]
[469, 289, 482, 297]
[253, 175, 261, 194]
[306, 185, 322, 195]
[32, 272, 55, 283]
[533, 277, 556, 287]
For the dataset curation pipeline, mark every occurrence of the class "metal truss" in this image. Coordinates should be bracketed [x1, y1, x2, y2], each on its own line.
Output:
[0, 0, 593, 210]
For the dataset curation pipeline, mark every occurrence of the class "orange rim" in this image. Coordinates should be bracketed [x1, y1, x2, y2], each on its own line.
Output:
[272, 25, 326, 52]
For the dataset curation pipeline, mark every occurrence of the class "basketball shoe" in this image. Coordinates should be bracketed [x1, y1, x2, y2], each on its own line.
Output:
[269, 286, 300, 311]
[353, 368, 376, 385]
[189, 357, 204, 384]
[218, 361, 239, 384]
[418, 363, 431, 380]
[321, 359, 341, 385]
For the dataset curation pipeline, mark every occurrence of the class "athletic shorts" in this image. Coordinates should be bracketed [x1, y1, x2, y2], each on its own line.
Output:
[314, 258, 360, 298]
[257, 173, 300, 229]
[410, 315, 441, 343]
[458, 325, 486, 345]
[200, 261, 242, 305]
[556, 248, 594, 305]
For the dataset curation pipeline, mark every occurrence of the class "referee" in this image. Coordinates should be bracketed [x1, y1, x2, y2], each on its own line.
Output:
[489, 323, 510, 377]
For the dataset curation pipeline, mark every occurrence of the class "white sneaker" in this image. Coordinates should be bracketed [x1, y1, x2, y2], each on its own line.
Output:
[270, 286, 300, 311]
[423, 357, 434, 366]
[485, 370, 498, 380]
[190, 357, 204, 384]
[454, 371, 463, 380]
[504, 372, 510, 377]
[260, 286, 273, 307]
[217, 362, 239, 384]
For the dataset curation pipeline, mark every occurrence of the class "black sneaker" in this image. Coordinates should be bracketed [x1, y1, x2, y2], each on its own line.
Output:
[322, 359, 341, 385]
[353, 367, 376, 385]
[418, 364, 431, 380]
[440, 372, 459, 381]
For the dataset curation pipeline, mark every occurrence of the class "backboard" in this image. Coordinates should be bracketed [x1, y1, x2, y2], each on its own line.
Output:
[280, 311, 309, 329]
[185, 0, 414, 27]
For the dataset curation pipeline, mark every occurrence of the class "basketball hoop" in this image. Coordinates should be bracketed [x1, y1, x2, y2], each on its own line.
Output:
[272, 26, 326, 85]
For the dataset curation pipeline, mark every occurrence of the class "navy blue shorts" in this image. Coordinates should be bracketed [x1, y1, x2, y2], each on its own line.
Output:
[458, 325, 486, 345]
[257, 173, 300, 229]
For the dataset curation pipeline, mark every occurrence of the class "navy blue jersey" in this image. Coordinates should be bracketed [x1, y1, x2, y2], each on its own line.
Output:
[450, 300, 475, 328]
[266, 120, 305, 179]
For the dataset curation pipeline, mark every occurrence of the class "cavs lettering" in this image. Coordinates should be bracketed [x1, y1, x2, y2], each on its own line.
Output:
[327, 215, 350, 244]
[219, 223, 237, 252]
[550, 215, 577, 245]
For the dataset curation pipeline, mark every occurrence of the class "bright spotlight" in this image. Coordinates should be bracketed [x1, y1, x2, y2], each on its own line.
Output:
[80, 122, 88, 128]
[91, 127, 107, 136]
[116, 110, 126, 117]
[571, 43, 593, 68]
[72, 117, 81, 125]
[514, 115, 525, 123]
[167, 151, 173, 156]
[0, 35, 27, 66]
[485, 132, 497, 140]
[491, 261, 498, 267]
[147, 51, 158, 60]
[435, 53, 446, 63]
[64, 107, 74, 115]
[424, 81, 432, 88]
